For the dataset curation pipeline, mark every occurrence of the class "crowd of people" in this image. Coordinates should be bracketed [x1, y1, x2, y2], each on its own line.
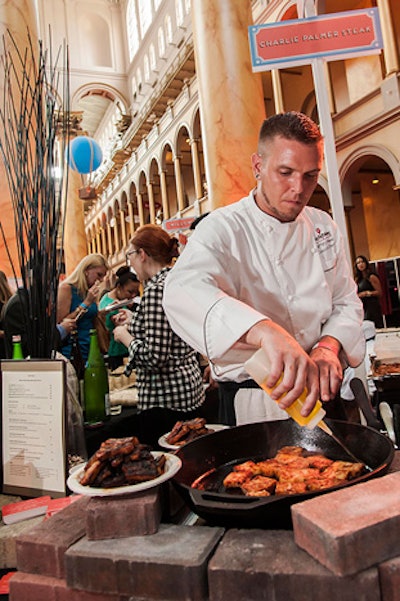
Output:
[0, 112, 388, 448]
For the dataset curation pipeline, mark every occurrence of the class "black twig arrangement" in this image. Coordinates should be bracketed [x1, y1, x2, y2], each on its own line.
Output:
[0, 30, 70, 358]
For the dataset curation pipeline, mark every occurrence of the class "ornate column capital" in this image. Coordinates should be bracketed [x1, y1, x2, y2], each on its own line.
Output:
[55, 111, 84, 136]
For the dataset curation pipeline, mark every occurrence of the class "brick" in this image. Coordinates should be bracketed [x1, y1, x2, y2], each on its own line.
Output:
[379, 556, 400, 601]
[66, 523, 224, 599]
[0, 515, 45, 569]
[86, 489, 161, 540]
[292, 471, 400, 576]
[16, 496, 90, 578]
[208, 529, 380, 601]
[9, 571, 123, 600]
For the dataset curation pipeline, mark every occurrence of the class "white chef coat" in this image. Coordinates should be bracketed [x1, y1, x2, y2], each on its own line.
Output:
[163, 191, 365, 423]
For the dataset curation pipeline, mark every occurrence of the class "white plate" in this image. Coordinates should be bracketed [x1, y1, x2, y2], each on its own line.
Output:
[66, 451, 181, 497]
[158, 424, 229, 451]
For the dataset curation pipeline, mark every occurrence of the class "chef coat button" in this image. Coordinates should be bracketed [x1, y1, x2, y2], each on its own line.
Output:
[299, 329, 305, 336]
[288, 294, 293, 302]
[276, 259, 282, 266]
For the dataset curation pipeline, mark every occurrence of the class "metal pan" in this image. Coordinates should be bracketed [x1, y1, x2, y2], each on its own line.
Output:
[173, 419, 394, 529]
[370, 356, 400, 391]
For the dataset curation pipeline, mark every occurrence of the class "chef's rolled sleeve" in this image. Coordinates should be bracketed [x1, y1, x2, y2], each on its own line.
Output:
[203, 296, 267, 359]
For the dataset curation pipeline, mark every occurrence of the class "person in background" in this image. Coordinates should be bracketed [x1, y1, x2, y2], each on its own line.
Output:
[99, 270, 117, 300]
[99, 266, 141, 370]
[113, 224, 205, 449]
[57, 253, 109, 362]
[354, 255, 384, 329]
[0, 271, 13, 358]
[163, 111, 364, 426]
[2, 287, 76, 358]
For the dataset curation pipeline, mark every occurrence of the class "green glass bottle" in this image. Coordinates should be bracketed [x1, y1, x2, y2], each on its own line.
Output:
[70, 330, 86, 412]
[12, 335, 24, 359]
[84, 329, 110, 425]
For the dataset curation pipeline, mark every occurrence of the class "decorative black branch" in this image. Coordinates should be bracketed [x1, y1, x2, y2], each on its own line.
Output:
[0, 29, 70, 358]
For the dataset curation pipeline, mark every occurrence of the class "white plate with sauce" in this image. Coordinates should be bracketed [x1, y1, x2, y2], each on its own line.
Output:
[66, 451, 181, 497]
[158, 424, 229, 451]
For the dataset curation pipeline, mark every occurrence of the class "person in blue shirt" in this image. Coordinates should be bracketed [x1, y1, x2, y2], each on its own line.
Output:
[57, 253, 109, 362]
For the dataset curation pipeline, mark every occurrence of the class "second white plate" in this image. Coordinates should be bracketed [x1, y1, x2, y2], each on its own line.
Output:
[158, 424, 228, 451]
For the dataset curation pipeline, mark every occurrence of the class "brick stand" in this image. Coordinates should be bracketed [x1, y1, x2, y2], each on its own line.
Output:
[8, 452, 400, 601]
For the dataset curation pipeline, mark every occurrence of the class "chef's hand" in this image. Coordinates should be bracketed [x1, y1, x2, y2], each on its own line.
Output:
[243, 319, 320, 416]
[309, 337, 343, 402]
[113, 324, 133, 348]
[112, 308, 133, 325]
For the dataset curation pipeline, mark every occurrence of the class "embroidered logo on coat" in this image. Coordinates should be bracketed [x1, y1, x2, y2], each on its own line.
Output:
[314, 225, 335, 253]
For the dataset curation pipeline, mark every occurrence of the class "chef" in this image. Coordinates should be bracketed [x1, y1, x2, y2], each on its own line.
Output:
[163, 112, 364, 426]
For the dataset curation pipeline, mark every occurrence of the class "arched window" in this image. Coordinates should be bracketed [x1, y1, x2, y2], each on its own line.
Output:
[158, 26, 165, 57]
[165, 14, 173, 44]
[185, 0, 191, 15]
[143, 54, 150, 82]
[175, 0, 184, 28]
[127, 0, 139, 61]
[138, 0, 152, 38]
[149, 43, 156, 70]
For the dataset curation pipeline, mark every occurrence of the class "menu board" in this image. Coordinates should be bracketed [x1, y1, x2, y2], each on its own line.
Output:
[1, 360, 66, 497]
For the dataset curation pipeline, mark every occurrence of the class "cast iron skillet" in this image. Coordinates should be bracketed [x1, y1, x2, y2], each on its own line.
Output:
[173, 419, 394, 529]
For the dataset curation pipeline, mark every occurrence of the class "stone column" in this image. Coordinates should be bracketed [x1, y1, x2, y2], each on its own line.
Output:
[100, 227, 107, 256]
[0, 0, 39, 276]
[106, 223, 113, 256]
[120, 209, 127, 249]
[271, 70, 284, 113]
[113, 219, 121, 253]
[377, 0, 399, 75]
[59, 112, 91, 275]
[147, 182, 156, 224]
[137, 193, 145, 226]
[128, 201, 135, 238]
[64, 166, 89, 275]
[191, 0, 265, 209]
[189, 139, 203, 200]
[173, 155, 185, 212]
[160, 170, 170, 220]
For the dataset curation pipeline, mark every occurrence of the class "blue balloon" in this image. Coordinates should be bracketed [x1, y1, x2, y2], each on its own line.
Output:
[68, 137, 103, 174]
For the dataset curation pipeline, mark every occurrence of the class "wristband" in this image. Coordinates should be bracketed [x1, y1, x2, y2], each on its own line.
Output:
[315, 341, 338, 355]
[79, 302, 88, 310]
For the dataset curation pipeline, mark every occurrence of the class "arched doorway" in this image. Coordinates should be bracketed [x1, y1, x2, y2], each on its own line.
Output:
[343, 152, 400, 326]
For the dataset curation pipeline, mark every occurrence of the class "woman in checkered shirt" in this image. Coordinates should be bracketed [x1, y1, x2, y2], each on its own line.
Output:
[113, 224, 205, 448]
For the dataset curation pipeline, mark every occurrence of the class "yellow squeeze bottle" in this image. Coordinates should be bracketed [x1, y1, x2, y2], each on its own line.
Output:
[244, 348, 326, 430]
